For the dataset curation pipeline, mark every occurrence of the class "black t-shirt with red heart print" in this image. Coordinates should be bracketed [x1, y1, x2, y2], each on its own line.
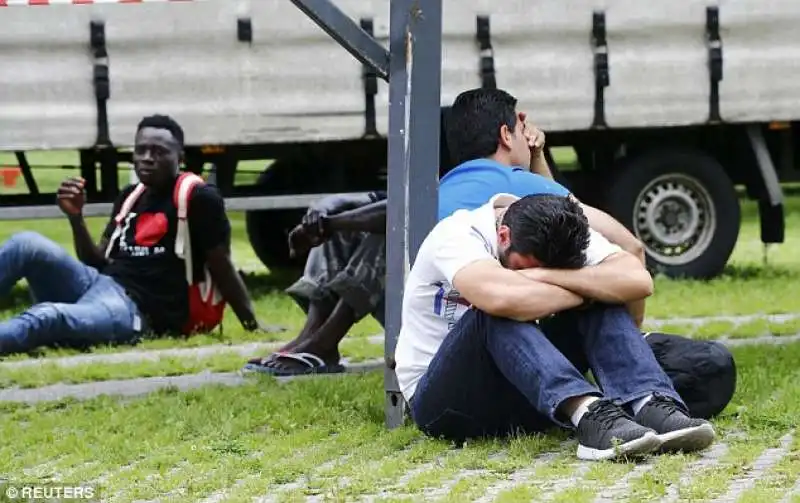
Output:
[100, 179, 230, 334]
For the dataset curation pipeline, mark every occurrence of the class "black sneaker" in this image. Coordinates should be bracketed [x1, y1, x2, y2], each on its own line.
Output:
[633, 394, 716, 453]
[575, 399, 662, 461]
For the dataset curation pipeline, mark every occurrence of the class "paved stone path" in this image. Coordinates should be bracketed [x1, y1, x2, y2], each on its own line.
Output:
[0, 359, 385, 403]
[646, 312, 800, 327]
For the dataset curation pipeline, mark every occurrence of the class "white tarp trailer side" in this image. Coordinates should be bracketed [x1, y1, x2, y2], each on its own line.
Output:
[3, 0, 800, 150]
[0, 0, 792, 280]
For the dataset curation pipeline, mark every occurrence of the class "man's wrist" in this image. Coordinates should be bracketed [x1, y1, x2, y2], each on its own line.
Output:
[319, 215, 332, 237]
[67, 213, 84, 225]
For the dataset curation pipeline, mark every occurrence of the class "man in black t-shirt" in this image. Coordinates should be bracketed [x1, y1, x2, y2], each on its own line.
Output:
[244, 107, 456, 376]
[0, 115, 269, 356]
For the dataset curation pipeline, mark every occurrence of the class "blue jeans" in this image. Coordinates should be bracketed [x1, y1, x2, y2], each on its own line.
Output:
[0, 231, 144, 355]
[409, 304, 684, 442]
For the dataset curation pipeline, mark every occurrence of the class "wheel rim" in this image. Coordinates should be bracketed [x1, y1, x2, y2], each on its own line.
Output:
[633, 173, 716, 266]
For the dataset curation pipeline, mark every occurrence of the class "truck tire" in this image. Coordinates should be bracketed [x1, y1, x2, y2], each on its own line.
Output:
[244, 164, 308, 272]
[603, 148, 740, 279]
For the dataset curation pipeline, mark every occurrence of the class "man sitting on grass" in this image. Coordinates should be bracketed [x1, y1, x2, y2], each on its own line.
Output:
[394, 192, 716, 461]
[243, 109, 455, 376]
[243, 190, 389, 375]
[433, 86, 736, 419]
[0, 115, 268, 356]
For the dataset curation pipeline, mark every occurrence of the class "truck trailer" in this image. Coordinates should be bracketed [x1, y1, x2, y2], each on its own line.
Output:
[0, 0, 795, 279]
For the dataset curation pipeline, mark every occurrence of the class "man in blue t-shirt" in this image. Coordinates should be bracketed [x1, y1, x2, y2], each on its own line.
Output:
[438, 89, 570, 221]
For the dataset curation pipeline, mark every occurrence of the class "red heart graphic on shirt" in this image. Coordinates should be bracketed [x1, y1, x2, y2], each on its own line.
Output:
[134, 212, 169, 247]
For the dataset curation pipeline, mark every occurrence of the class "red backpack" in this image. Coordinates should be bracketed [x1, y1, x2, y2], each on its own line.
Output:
[105, 172, 227, 335]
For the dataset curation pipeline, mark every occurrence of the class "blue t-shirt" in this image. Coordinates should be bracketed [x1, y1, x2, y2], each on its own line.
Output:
[437, 159, 571, 221]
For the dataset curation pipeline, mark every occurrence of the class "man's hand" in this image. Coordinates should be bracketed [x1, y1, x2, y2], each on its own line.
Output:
[57, 178, 86, 217]
[518, 112, 553, 179]
[301, 207, 330, 240]
[520, 112, 546, 158]
[241, 317, 286, 333]
[287, 224, 323, 258]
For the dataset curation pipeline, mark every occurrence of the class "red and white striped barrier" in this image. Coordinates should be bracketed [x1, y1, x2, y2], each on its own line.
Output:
[0, 0, 194, 6]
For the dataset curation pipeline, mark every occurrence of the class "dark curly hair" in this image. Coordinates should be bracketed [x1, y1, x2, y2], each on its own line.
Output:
[501, 194, 590, 269]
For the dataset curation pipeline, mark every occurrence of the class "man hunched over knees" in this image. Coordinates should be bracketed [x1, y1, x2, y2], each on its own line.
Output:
[394, 193, 716, 461]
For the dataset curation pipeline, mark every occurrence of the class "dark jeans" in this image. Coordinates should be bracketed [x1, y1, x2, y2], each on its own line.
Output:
[409, 304, 684, 442]
[0, 231, 144, 355]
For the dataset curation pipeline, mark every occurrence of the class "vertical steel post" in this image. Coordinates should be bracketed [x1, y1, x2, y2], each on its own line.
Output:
[287, 0, 443, 429]
[384, 0, 442, 428]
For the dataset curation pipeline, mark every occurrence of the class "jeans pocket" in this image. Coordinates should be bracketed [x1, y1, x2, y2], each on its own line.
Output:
[419, 408, 479, 442]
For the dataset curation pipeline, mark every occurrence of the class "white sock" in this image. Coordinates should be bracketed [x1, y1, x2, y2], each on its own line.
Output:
[570, 396, 600, 427]
[632, 394, 654, 415]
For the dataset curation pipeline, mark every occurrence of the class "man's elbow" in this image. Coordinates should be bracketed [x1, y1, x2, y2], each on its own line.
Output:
[625, 269, 654, 301]
[626, 239, 647, 265]
[471, 294, 512, 318]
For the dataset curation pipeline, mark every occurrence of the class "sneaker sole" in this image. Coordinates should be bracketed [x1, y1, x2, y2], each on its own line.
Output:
[657, 423, 716, 453]
[576, 431, 662, 461]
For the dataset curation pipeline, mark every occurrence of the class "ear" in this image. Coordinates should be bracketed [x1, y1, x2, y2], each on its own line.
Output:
[498, 124, 515, 151]
[497, 225, 512, 248]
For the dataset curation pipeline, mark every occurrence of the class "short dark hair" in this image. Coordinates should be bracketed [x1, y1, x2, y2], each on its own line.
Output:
[502, 194, 590, 269]
[445, 88, 518, 166]
[137, 114, 185, 147]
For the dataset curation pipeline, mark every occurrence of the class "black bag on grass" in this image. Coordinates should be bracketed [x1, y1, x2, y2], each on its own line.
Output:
[646, 332, 737, 420]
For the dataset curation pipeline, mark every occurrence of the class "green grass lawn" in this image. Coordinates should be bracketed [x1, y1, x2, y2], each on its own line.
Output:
[0, 342, 798, 502]
[1, 160, 799, 501]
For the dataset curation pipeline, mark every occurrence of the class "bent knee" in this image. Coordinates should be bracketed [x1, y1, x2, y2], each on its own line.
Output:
[7, 230, 47, 246]
[25, 301, 67, 320]
[5, 231, 63, 260]
[6, 231, 54, 252]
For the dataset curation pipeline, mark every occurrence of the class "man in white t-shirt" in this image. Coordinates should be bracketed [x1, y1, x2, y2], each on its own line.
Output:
[395, 193, 716, 461]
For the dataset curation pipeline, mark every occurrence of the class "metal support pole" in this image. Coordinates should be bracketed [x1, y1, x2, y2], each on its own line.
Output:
[287, 0, 442, 429]
[384, 0, 442, 429]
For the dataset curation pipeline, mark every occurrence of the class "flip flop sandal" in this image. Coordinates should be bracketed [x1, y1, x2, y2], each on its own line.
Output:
[242, 351, 345, 376]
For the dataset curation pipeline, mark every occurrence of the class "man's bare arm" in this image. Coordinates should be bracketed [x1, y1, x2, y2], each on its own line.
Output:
[578, 202, 646, 262]
[324, 199, 386, 234]
[206, 245, 261, 331]
[518, 251, 654, 306]
[530, 153, 554, 180]
[68, 215, 109, 268]
[576, 201, 648, 325]
[452, 259, 584, 321]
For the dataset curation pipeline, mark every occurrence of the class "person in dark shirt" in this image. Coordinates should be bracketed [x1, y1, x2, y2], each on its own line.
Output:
[244, 191, 388, 375]
[0, 114, 268, 355]
[244, 107, 456, 376]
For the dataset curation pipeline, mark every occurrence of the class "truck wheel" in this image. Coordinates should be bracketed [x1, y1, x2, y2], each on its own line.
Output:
[603, 149, 740, 279]
[244, 164, 307, 273]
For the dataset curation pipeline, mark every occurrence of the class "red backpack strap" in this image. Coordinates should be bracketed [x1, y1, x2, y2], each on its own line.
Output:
[104, 183, 147, 259]
[173, 172, 206, 285]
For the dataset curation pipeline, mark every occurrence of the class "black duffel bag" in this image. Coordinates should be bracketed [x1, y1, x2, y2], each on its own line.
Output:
[645, 332, 737, 420]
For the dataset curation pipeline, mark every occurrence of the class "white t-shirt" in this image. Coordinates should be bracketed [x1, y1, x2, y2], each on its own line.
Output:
[394, 193, 622, 401]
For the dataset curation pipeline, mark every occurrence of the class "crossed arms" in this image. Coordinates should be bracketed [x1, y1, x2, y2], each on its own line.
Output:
[452, 250, 653, 323]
